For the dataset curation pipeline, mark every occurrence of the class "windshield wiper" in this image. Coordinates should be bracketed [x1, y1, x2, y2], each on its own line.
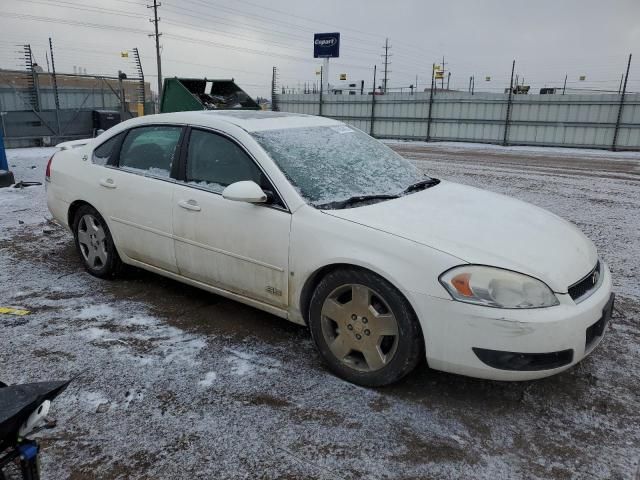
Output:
[316, 194, 399, 210]
[400, 178, 440, 195]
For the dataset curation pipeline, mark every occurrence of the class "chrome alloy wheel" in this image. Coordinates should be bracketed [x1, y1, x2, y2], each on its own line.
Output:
[77, 214, 108, 270]
[320, 284, 400, 372]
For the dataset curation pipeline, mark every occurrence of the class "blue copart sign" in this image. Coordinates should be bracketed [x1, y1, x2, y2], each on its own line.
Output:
[314, 33, 340, 58]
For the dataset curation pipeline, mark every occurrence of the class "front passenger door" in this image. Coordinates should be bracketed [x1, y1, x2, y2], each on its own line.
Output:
[172, 128, 291, 308]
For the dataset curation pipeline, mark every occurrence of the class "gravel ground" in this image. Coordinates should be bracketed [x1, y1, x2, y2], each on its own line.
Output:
[0, 143, 639, 479]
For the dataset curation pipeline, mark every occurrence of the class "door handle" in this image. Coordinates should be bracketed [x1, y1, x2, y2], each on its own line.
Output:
[99, 178, 117, 189]
[178, 199, 201, 212]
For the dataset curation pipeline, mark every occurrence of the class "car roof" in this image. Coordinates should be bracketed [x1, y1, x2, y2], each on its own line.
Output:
[137, 110, 342, 133]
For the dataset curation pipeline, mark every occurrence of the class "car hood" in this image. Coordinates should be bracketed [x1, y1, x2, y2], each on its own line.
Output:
[322, 181, 597, 292]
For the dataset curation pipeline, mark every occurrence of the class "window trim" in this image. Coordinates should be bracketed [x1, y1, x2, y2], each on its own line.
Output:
[110, 124, 187, 181]
[178, 126, 289, 212]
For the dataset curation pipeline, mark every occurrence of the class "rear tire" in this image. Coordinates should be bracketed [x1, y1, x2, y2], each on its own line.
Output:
[309, 268, 424, 387]
[72, 205, 122, 279]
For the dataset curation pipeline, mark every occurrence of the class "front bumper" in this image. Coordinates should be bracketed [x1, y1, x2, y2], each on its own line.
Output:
[411, 262, 614, 381]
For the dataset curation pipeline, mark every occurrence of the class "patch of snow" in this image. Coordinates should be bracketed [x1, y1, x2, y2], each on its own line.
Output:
[80, 391, 111, 410]
[383, 140, 640, 160]
[198, 371, 218, 387]
[80, 327, 108, 341]
[76, 304, 117, 320]
[225, 356, 254, 376]
[124, 314, 159, 326]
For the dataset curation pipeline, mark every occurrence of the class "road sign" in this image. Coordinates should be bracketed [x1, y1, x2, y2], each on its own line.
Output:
[314, 33, 340, 58]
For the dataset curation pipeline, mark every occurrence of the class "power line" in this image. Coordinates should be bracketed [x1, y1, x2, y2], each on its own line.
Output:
[18, 0, 145, 19]
[3, 1, 439, 82]
[0, 12, 148, 35]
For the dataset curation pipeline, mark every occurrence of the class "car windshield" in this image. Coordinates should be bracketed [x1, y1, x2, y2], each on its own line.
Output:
[251, 125, 430, 208]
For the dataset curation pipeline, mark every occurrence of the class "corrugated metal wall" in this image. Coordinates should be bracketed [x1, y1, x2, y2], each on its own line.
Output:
[275, 91, 640, 150]
[0, 87, 121, 112]
[0, 85, 153, 148]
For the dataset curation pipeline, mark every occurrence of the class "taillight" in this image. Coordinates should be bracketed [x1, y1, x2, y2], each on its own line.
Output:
[45, 154, 55, 181]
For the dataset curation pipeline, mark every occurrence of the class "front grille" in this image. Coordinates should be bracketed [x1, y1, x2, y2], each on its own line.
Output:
[568, 261, 601, 302]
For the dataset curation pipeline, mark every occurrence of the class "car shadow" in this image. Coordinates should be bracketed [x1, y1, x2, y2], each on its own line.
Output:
[52, 232, 608, 413]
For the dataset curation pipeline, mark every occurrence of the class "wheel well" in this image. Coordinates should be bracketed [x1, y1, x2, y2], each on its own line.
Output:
[67, 200, 92, 228]
[299, 263, 416, 326]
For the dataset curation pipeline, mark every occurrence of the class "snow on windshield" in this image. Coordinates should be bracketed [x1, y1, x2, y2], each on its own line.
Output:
[252, 126, 426, 206]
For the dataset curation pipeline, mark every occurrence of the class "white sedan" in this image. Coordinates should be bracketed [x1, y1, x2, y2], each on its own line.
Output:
[46, 111, 614, 386]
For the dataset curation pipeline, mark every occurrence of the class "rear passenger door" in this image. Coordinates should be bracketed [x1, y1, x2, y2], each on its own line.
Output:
[172, 128, 291, 307]
[98, 124, 184, 273]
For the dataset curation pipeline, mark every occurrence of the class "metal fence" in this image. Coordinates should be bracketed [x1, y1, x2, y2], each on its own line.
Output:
[0, 70, 153, 148]
[275, 91, 640, 150]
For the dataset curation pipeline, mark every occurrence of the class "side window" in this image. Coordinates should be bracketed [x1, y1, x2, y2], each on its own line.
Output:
[186, 129, 269, 194]
[118, 125, 182, 178]
[92, 133, 124, 166]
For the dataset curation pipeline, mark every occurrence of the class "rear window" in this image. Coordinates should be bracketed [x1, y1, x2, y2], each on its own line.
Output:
[118, 126, 182, 178]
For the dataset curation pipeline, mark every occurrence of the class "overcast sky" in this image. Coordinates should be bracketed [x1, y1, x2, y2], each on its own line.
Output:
[0, 0, 638, 97]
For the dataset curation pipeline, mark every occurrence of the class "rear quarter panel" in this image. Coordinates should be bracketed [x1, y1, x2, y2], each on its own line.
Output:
[47, 145, 112, 232]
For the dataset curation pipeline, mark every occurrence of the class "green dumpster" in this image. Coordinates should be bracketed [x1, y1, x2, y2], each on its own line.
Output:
[160, 78, 260, 113]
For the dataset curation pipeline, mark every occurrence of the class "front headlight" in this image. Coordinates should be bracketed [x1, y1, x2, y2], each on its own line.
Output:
[439, 265, 559, 308]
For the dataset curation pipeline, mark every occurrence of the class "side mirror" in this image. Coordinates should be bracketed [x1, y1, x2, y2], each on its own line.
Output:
[222, 181, 268, 204]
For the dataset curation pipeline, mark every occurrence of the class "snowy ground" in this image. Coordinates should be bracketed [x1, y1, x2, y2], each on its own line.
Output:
[0, 143, 639, 479]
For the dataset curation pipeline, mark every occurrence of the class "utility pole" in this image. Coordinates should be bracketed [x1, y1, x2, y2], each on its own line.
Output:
[118, 71, 126, 119]
[369, 65, 377, 136]
[426, 63, 435, 142]
[563, 74, 567, 95]
[319, 66, 323, 116]
[148, 0, 162, 107]
[447, 71, 451, 90]
[381, 38, 391, 94]
[503, 60, 516, 146]
[441, 56, 446, 89]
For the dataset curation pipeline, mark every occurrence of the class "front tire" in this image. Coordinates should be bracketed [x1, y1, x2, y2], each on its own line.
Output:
[309, 268, 424, 387]
[72, 205, 122, 279]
